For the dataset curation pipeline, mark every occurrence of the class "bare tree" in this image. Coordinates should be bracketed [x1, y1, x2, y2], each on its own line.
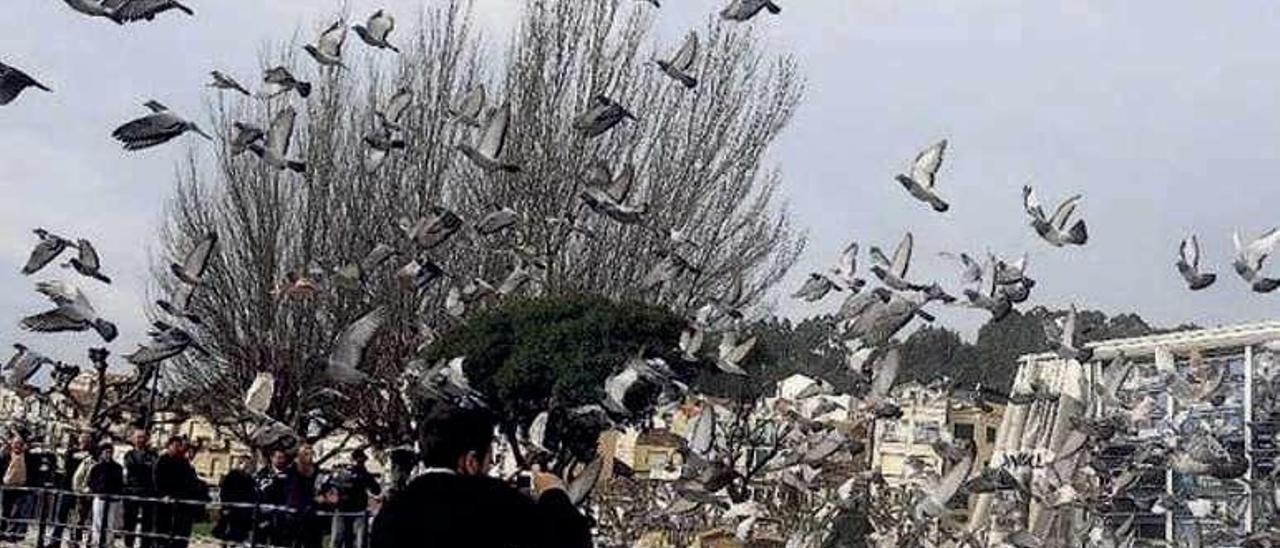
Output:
[157, 0, 805, 451]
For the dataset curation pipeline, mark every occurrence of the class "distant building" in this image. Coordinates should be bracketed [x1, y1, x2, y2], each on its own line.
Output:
[871, 381, 1004, 517]
[969, 321, 1280, 545]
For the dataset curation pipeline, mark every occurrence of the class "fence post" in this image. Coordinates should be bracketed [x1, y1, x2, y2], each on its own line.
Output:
[246, 501, 258, 548]
[0, 485, 7, 542]
[96, 497, 110, 548]
[35, 488, 49, 548]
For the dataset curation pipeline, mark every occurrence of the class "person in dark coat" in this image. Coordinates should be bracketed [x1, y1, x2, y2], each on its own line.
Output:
[329, 450, 381, 548]
[152, 436, 201, 548]
[212, 455, 256, 546]
[370, 407, 592, 548]
[254, 449, 292, 548]
[88, 442, 124, 548]
[121, 428, 158, 548]
[0, 432, 43, 543]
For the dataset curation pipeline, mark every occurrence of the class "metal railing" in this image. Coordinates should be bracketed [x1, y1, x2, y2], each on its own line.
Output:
[0, 486, 373, 548]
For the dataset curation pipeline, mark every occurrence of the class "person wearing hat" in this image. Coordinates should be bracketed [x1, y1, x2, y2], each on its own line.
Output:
[330, 449, 381, 548]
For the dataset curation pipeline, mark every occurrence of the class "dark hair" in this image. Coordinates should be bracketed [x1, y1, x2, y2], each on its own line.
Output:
[166, 435, 187, 448]
[418, 406, 495, 469]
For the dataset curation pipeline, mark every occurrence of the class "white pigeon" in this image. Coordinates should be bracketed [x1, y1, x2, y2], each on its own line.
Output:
[244, 372, 275, 414]
[1233, 228, 1280, 292]
[716, 331, 756, 376]
[169, 232, 218, 285]
[895, 140, 949, 212]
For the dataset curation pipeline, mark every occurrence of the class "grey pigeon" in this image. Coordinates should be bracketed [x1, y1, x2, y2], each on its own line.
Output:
[1176, 234, 1216, 291]
[457, 101, 519, 172]
[170, 232, 218, 285]
[353, 10, 399, 53]
[572, 95, 636, 138]
[792, 273, 840, 302]
[716, 331, 755, 375]
[229, 122, 265, 156]
[101, 0, 192, 22]
[63, 238, 112, 284]
[22, 229, 77, 275]
[1045, 305, 1092, 363]
[304, 20, 347, 68]
[336, 243, 398, 283]
[112, 100, 211, 151]
[869, 232, 921, 291]
[959, 256, 1011, 321]
[4, 344, 54, 390]
[157, 282, 201, 324]
[720, 0, 781, 21]
[262, 66, 311, 99]
[125, 321, 203, 365]
[0, 62, 50, 106]
[895, 139, 949, 212]
[1023, 185, 1088, 247]
[323, 307, 385, 384]
[21, 281, 117, 342]
[61, 0, 122, 22]
[208, 71, 250, 96]
[473, 207, 519, 236]
[247, 106, 306, 173]
[1233, 228, 1280, 292]
[657, 32, 698, 88]
[449, 85, 485, 127]
[642, 251, 699, 291]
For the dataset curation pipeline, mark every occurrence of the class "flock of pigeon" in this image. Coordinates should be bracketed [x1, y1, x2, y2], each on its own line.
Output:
[10, 0, 1280, 547]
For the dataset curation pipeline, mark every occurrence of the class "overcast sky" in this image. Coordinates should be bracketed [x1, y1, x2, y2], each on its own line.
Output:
[3, 0, 1280, 366]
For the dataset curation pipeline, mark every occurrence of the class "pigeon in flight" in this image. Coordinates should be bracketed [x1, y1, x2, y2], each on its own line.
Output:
[353, 10, 400, 53]
[112, 100, 211, 151]
[1023, 185, 1088, 247]
[720, 0, 781, 21]
[21, 281, 118, 342]
[791, 273, 841, 302]
[0, 62, 51, 106]
[895, 140, 949, 212]
[457, 101, 520, 172]
[60, 0, 122, 22]
[376, 87, 414, 130]
[63, 238, 112, 284]
[573, 95, 637, 138]
[305, 20, 348, 68]
[1176, 234, 1216, 291]
[336, 243, 398, 283]
[657, 32, 699, 88]
[958, 256, 1012, 321]
[323, 307, 385, 384]
[157, 283, 202, 325]
[22, 229, 77, 275]
[207, 71, 250, 96]
[449, 85, 486, 127]
[247, 106, 306, 174]
[939, 251, 982, 285]
[642, 251, 700, 291]
[101, 0, 193, 23]
[229, 122, 265, 156]
[1233, 228, 1280, 292]
[472, 207, 519, 237]
[716, 331, 756, 376]
[1045, 305, 1091, 363]
[244, 372, 275, 415]
[4, 344, 55, 390]
[125, 321, 203, 365]
[170, 232, 218, 286]
[869, 232, 922, 292]
[262, 67, 311, 99]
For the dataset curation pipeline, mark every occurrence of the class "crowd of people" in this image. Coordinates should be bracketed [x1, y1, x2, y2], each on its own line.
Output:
[0, 426, 385, 548]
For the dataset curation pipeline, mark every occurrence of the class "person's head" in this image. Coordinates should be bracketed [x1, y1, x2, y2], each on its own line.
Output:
[130, 429, 150, 450]
[233, 454, 253, 472]
[165, 435, 187, 457]
[8, 433, 27, 454]
[78, 432, 95, 451]
[97, 441, 114, 462]
[296, 444, 315, 466]
[351, 449, 367, 466]
[418, 406, 495, 476]
[270, 449, 290, 470]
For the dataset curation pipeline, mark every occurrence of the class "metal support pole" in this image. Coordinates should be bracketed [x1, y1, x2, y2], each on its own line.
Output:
[246, 501, 258, 548]
[1245, 344, 1255, 533]
[36, 489, 49, 548]
[96, 498, 111, 548]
